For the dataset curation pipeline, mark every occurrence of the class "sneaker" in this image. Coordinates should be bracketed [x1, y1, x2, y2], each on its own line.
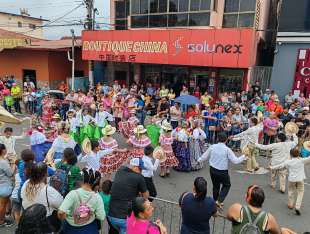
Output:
[295, 209, 301, 216]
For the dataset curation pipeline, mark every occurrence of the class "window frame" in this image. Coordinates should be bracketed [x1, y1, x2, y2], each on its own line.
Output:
[222, 0, 257, 28]
[130, 0, 211, 28]
[17, 21, 22, 28]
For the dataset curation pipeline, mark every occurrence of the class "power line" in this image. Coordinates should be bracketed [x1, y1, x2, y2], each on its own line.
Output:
[21, 3, 84, 35]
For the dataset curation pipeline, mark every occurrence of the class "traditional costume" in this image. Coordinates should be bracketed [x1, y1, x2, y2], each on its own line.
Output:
[41, 98, 53, 125]
[172, 123, 191, 172]
[119, 113, 139, 139]
[128, 125, 151, 158]
[189, 125, 206, 171]
[99, 125, 127, 174]
[159, 120, 178, 176]
[94, 109, 114, 139]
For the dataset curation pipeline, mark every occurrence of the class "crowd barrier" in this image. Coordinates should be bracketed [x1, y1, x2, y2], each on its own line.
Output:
[150, 196, 230, 234]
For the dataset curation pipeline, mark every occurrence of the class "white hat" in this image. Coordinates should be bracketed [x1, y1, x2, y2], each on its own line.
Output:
[161, 120, 172, 131]
[133, 125, 147, 134]
[302, 106, 309, 111]
[102, 125, 116, 136]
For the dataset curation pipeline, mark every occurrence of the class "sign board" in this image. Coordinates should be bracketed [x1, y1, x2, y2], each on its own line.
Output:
[0, 38, 31, 49]
[293, 49, 310, 97]
[82, 29, 256, 68]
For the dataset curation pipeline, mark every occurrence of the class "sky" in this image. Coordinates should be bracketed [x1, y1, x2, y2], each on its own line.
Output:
[0, 0, 110, 39]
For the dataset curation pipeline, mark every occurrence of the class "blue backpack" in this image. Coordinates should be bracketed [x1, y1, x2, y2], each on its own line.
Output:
[49, 164, 70, 196]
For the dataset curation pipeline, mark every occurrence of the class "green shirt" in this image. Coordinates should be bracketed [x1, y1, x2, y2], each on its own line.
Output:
[99, 192, 111, 215]
[55, 162, 82, 192]
[59, 188, 106, 227]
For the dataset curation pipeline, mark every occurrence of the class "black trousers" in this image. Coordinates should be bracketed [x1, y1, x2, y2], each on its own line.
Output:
[144, 177, 157, 201]
[209, 166, 231, 203]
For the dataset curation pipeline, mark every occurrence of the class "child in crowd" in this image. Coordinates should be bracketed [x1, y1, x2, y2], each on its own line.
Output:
[142, 145, 159, 200]
[56, 148, 82, 193]
[271, 148, 310, 215]
[99, 180, 118, 234]
[0, 127, 26, 166]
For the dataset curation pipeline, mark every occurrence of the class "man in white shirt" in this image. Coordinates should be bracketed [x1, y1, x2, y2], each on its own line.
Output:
[255, 133, 298, 193]
[271, 148, 310, 215]
[198, 133, 247, 207]
[230, 117, 262, 172]
[141, 146, 160, 200]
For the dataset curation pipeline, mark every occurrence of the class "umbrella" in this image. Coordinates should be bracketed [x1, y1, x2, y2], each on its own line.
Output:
[174, 95, 201, 105]
[0, 105, 22, 124]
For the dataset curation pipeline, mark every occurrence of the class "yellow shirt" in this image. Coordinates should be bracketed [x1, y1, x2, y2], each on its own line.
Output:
[201, 95, 211, 105]
[11, 86, 21, 98]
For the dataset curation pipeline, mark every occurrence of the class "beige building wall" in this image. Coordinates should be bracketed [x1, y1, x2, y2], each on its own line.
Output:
[0, 13, 44, 39]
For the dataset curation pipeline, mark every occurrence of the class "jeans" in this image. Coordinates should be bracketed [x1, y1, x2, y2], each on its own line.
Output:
[136, 110, 146, 125]
[108, 216, 127, 234]
[209, 166, 231, 203]
[13, 98, 21, 113]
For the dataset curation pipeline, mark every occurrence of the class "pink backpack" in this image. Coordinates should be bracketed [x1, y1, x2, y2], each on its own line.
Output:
[73, 191, 94, 225]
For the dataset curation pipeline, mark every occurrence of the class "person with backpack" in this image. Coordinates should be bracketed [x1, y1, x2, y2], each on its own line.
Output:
[126, 197, 167, 234]
[179, 177, 217, 234]
[52, 148, 82, 197]
[227, 185, 296, 234]
[21, 162, 63, 232]
[58, 168, 105, 234]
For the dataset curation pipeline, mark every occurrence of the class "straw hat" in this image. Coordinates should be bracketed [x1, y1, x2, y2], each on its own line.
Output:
[285, 122, 299, 136]
[303, 141, 310, 151]
[153, 146, 167, 163]
[133, 125, 147, 135]
[82, 138, 92, 154]
[102, 125, 116, 136]
[45, 148, 55, 164]
[52, 113, 61, 119]
[161, 120, 172, 131]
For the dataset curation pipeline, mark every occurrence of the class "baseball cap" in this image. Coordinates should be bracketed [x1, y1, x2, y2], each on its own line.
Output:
[130, 158, 146, 170]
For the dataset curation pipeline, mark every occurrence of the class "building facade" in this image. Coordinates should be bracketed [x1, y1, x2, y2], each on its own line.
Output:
[270, 0, 310, 99]
[84, 0, 277, 95]
[0, 11, 47, 39]
[0, 29, 88, 89]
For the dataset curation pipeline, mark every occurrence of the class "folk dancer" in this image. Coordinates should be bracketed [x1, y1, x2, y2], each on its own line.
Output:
[255, 133, 298, 193]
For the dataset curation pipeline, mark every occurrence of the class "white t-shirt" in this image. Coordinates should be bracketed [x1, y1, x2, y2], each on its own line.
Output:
[21, 181, 63, 216]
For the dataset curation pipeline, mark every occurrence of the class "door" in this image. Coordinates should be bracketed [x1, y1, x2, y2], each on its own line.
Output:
[23, 69, 36, 87]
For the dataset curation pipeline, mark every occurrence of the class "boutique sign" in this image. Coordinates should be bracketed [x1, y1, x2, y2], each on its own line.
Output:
[82, 29, 256, 68]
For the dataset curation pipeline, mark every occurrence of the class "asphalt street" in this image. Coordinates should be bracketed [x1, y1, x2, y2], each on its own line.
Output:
[2, 119, 310, 233]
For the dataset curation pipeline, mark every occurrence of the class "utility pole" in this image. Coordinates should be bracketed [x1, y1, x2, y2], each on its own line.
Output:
[85, 0, 94, 88]
[67, 29, 75, 91]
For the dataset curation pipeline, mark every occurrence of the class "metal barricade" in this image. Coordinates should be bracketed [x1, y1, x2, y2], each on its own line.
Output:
[150, 197, 230, 234]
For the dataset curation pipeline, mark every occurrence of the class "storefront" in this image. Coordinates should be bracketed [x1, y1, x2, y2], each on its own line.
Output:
[82, 28, 257, 95]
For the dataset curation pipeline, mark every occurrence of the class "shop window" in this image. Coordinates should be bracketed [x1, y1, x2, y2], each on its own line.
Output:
[189, 12, 210, 26]
[149, 14, 167, 27]
[131, 15, 149, 27]
[115, 1, 126, 18]
[168, 13, 188, 26]
[218, 69, 244, 93]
